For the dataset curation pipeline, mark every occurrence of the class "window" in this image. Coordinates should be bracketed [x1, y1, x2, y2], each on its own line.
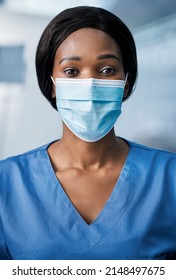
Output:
[0, 45, 25, 83]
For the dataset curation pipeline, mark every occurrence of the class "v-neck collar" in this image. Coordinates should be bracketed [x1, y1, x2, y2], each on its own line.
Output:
[42, 139, 142, 248]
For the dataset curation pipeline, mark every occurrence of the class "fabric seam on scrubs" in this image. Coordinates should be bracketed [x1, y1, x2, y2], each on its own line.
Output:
[0, 206, 11, 259]
[127, 140, 176, 156]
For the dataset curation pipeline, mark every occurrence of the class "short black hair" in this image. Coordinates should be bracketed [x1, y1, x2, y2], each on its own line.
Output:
[35, 6, 138, 109]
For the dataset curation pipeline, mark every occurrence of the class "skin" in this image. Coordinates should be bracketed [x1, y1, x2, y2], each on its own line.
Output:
[48, 28, 130, 224]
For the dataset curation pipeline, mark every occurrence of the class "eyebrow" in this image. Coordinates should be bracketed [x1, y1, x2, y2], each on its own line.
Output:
[59, 56, 81, 64]
[59, 53, 120, 65]
[97, 54, 120, 61]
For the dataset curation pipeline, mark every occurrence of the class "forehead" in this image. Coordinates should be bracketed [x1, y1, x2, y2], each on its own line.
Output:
[55, 28, 122, 57]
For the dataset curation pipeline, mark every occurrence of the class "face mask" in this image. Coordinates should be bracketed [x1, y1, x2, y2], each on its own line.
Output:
[52, 77, 126, 142]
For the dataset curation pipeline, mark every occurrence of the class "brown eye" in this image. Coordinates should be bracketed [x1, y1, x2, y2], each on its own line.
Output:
[100, 66, 116, 76]
[63, 68, 79, 77]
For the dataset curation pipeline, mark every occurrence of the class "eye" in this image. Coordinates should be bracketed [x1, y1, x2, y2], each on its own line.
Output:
[99, 66, 116, 76]
[63, 68, 79, 77]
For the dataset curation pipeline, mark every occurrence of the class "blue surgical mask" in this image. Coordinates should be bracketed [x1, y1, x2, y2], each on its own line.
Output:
[52, 77, 126, 142]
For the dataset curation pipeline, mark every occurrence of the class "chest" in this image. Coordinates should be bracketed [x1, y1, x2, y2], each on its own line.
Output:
[55, 167, 121, 224]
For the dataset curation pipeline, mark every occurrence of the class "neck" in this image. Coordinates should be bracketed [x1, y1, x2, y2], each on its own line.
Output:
[55, 127, 125, 170]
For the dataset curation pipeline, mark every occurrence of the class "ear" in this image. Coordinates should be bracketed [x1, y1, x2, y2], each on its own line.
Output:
[51, 88, 56, 98]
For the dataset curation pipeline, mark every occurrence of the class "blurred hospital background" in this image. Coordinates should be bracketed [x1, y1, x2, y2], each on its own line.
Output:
[0, 0, 176, 159]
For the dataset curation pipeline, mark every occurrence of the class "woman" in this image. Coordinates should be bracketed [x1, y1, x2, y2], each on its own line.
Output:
[0, 6, 176, 260]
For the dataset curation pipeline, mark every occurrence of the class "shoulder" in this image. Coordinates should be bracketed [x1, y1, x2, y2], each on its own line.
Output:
[126, 139, 176, 184]
[0, 141, 56, 190]
[0, 142, 49, 170]
[128, 139, 176, 161]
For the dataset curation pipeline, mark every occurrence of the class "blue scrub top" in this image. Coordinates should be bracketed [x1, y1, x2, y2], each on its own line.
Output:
[0, 140, 176, 260]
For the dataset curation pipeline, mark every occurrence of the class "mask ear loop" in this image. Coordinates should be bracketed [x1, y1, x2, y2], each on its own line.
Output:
[51, 76, 56, 86]
[124, 72, 128, 86]
[123, 73, 129, 98]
